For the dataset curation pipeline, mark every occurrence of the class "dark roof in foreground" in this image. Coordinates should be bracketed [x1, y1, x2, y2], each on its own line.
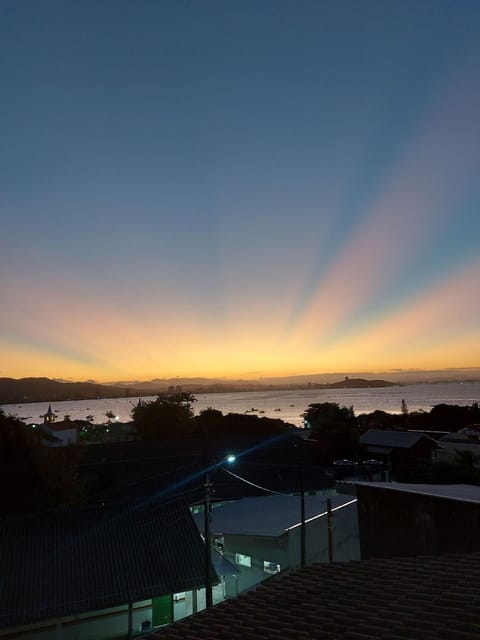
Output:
[0, 499, 210, 630]
[146, 553, 480, 640]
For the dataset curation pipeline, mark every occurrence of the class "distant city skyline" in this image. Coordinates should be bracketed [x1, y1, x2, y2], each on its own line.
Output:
[1, 1, 480, 382]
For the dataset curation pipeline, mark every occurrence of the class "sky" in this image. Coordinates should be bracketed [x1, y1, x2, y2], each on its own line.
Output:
[1, 0, 480, 383]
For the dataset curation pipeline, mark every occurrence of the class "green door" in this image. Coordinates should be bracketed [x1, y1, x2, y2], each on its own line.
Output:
[152, 594, 173, 627]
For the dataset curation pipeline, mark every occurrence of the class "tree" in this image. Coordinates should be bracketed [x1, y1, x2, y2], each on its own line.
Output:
[453, 448, 480, 471]
[0, 410, 85, 512]
[194, 407, 224, 436]
[36, 446, 85, 508]
[199, 411, 293, 437]
[303, 403, 359, 463]
[132, 393, 196, 440]
[0, 410, 41, 512]
[357, 409, 398, 431]
[303, 403, 356, 431]
[396, 449, 480, 484]
[428, 404, 472, 430]
[104, 410, 116, 423]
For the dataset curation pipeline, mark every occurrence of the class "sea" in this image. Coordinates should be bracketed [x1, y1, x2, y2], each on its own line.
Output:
[3, 381, 479, 428]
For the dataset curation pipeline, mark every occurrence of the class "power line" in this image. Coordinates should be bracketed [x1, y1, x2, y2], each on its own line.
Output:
[222, 468, 288, 496]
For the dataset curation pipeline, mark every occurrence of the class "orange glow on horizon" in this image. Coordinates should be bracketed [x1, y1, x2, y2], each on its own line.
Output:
[3, 5, 480, 387]
[2, 252, 480, 382]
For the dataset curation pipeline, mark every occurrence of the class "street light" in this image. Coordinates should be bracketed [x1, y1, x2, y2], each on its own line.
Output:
[204, 454, 236, 609]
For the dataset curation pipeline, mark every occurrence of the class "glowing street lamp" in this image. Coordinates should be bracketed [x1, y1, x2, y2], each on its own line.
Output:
[204, 454, 236, 609]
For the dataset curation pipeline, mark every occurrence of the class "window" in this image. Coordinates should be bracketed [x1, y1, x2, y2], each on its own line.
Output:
[264, 561, 281, 575]
[235, 553, 251, 567]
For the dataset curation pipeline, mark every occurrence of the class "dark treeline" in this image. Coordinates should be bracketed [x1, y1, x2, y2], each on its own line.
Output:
[0, 410, 84, 512]
[2, 395, 479, 514]
[304, 401, 480, 482]
[131, 393, 294, 440]
[358, 402, 480, 431]
[304, 399, 480, 437]
[0, 397, 304, 514]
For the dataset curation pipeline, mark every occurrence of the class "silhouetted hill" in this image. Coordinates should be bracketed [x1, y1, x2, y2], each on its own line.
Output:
[326, 377, 397, 389]
[0, 377, 139, 404]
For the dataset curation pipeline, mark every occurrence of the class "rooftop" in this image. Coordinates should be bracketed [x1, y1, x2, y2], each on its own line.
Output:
[194, 494, 356, 537]
[0, 499, 210, 630]
[338, 481, 480, 504]
[360, 429, 436, 450]
[146, 552, 480, 639]
[42, 420, 80, 432]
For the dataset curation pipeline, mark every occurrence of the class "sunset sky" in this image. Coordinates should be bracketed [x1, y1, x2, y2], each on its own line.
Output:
[2, 1, 480, 382]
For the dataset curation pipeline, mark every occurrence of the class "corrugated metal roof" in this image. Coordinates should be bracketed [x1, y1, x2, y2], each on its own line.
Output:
[146, 552, 480, 639]
[194, 494, 356, 537]
[0, 499, 211, 630]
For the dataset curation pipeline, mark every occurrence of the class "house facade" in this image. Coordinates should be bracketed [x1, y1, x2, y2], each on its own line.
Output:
[195, 493, 359, 598]
[38, 419, 80, 446]
[359, 429, 438, 476]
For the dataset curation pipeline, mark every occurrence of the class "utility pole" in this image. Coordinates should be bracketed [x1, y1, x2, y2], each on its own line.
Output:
[327, 498, 333, 562]
[202, 418, 213, 610]
[300, 442, 306, 568]
[202, 449, 235, 610]
[204, 473, 213, 608]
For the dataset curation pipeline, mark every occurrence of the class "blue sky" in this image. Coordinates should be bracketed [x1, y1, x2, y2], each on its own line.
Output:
[1, 0, 480, 381]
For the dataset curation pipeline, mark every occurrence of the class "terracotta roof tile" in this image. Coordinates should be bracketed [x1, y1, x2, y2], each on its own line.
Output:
[145, 552, 480, 640]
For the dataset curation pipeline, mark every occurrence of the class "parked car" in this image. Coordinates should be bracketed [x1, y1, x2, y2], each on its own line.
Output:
[361, 459, 384, 467]
[333, 459, 358, 467]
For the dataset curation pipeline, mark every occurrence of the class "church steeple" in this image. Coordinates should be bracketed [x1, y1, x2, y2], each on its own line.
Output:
[43, 404, 56, 423]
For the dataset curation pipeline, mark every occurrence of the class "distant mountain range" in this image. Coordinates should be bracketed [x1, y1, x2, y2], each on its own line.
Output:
[0, 375, 395, 404]
[0, 377, 138, 405]
[1, 368, 478, 405]
[107, 367, 480, 388]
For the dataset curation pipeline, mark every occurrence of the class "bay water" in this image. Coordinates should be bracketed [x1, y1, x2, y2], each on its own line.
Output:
[3, 381, 479, 428]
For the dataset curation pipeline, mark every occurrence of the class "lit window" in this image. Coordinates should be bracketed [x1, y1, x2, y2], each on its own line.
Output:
[235, 553, 251, 567]
[264, 561, 280, 574]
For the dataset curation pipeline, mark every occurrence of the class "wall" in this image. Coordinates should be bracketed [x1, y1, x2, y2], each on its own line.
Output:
[223, 534, 288, 597]
[222, 501, 360, 597]
[286, 499, 360, 567]
[0, 601, 152, 640]
[357, 485, 480, 559]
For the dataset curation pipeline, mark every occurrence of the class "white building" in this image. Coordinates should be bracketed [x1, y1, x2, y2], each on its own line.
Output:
[195, 493, 359, 598]
[38, 419, 79, 446]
